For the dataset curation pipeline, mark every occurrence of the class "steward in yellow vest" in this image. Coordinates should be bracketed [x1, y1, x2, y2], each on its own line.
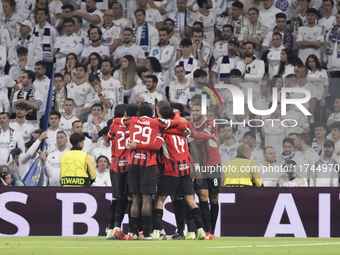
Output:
[60, 133, 96, 187]
[223, 144, 263, 187]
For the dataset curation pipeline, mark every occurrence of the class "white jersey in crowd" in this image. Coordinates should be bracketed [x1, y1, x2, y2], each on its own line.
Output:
[83, 120, 107, 138]
[220, 85, 247, 119]
[211, 55, 239, 83]
[274, 0, 294, 21]
[168, 9, 192, 39]
[10, 120, 36, 143]
[262, 31, 285, 49]
[66, 82, 92, 120]
[80, 9, 104, 32]
[297, 25, 324, 64]
[310, 156, 339, 187]
[325, 28, 340, 71]
[318, 15, 336, 33]
[289, 82, 317, 113]
[116, 0, 138, 19]
[285, 108, 309, 134]
[0, 91, 9, 113]
[187, 10, 217, 44]
[219, 141, 240, 161]
[113, 44, 146, 63]
[90, 144, 111, 166]
[59, 114, 79, 136]
[277, 173, 308, 187]
[100, 76, 125, 105]
[250, 148, 264, 167]
[175, 54, 200, 79]
[0, 75, 16, 95]
[258, 5, 281, 31]
[0, 127, 25, 165]
[273, 63, 296, 78]
[149, 43, 176, 84]
[307, 69, 329, 100]
[84, 89, 116, 115]
[133, 23, 159, 57]
[213, 41, 228, 60]
[169, 78, 193, 103]
[54, 33, 84, 72]
[216, 16, 249, 37]
[33, 76, 50, 117]
[45, 148, 69, 186]
[267, 45, 285, 79]
[101, 25, 121, 47]
[140, 90, 164, 106]
[113, 17, 132, 32]
[18, 138, 40, 180]
[129, 82, 147, 104]
[130, 8, 163, 28]
[299, 148, 319, 180]
[81, 44, 110, 61]
[47, 128, 62, 149]
[92, 169, 112, 187]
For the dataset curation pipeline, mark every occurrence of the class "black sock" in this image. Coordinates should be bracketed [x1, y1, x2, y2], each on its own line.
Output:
[199, 201, 211, 233]
[138, 211, 143, 233]
[153, 209, 163, 231]
[114, 196, 129, 228]
[186, 204, 195, 232]
[127, 201, 132, 233]
[210, 203, 219, 235]
[142, 216, 152, 237]
[173, 199, 185, 236]
[130, 217, 139, 236]
[191, 207, 203, 229]
[108, 200, 119, 229]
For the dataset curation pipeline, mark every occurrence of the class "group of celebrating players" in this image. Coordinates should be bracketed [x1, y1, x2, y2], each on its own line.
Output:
[105, 101, 221, 240]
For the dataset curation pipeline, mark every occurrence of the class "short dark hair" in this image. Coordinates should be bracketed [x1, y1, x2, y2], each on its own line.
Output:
[101, 59, 113, 68]
[123, 27, 133, 34]
[134, 8, 146, 16]
[10, 148, 22, 157]
[17, 47, 28, 56]
[330, 121, 340, 131]
[75, 63, 87, 73]
[159, 106, 173, 119]
[159, 27, 170, 35]
[222, 24, 234, 32]
[62, 4, 74, 11]
[126, 104, 140, 117]
[284, 160, 297, 166]
[323, 0, 335, 6]
[193, 69, 207, 79]
[96, 155, 110, 165]
[197, 0, 208, 8]
[55, 73, 64, 80]
[70, 133, 85, 147]
[0, 112, 10, 119]
[243, 131, 256, 140]
[180, 38, 193, 47]
[24, 70, 35, 83]
[272, 31, 282, 39]
[299, 133, 311, 146]
[37, 8, 48, 15]
[63, 17, 75, 25]
[137, 67, 149, 77]
[35, 61, 46, 69]
[230, 69, 242, 77]
[146, 74, 158, 84]
[314, 121, 327, 131]
[16, 102, 29, 111]
[164, 18, 174, 26]
[139, 104, 153, 117]
[243, 41, 256, 50]
[65, 98, 75, 105]
[50, 110, 61, 119]
[88, 26, 102, 40]
[91, 103, 103, 111]
[89, 73, 101, 83]
[72, 120, 82, 127]
[193, 21, 204, 29]
[73, 15, 82, 25]
[192, 27, 204, 36]
[114, 104, 128, 118]
[282, 137, 294, 147]
[232, 1, 243, 10]
[171, 102, 183, 114]
[276, 12, 287, 19]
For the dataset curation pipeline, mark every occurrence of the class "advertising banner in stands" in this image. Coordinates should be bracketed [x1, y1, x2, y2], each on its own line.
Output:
[1, 187, 340, 237]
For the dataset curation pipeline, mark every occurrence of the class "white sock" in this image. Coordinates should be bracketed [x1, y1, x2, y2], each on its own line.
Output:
[114, 227, 121, 232]
[197, 228, 204, 233]
[160, 229, 166, 235]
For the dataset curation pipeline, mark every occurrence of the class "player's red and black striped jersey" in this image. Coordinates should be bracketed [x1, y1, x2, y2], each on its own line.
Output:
[107, 123, 130, 173]
[119, 116, 171, 167]
[161, 133, 192, 177]
[190, 117, 221, 166]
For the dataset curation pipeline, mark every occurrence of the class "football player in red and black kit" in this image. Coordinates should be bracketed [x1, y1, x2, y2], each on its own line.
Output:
[113, 104, 184, 240]
[191, 103, 222, 240]
[130, 105, 207, 240]
[105, 104, 140, 240]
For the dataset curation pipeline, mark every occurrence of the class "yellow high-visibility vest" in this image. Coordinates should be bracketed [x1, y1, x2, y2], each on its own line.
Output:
[60, 150, 90, 187]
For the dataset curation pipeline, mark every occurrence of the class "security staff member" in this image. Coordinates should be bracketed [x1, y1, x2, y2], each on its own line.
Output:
[223, 144, 263, 187]
[60, 133, 96, 187]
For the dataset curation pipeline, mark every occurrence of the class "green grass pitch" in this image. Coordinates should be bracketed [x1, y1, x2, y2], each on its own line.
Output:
[1, 237, 340, 255]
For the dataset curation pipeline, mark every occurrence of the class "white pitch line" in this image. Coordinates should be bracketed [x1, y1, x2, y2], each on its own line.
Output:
[208, 243, 340, 249]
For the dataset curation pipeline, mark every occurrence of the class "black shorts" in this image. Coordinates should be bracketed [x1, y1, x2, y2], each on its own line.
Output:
[157, 175, 194, 197]
[110, 171, 128, 198]
[127, 165, 157, 195]
[194, 177, 221, 194]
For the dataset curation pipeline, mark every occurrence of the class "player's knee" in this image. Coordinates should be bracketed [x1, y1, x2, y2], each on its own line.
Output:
[209, 194, 219, 204]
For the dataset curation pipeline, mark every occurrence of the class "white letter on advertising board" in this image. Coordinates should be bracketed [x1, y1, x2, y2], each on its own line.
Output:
[57, 193, 99, 236]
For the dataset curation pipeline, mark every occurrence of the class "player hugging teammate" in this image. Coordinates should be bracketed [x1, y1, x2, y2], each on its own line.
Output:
[105, 100, 221, 240]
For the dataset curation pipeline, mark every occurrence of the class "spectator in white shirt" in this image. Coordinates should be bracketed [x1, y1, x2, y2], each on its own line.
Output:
[129, 68, 149, 104]
[163, 18, 181, 59]
[113, 27, 146, 69]
[101, 9, 121, 55]
[70, 120, 97, 153]
[6, 148, 22, 181]
[273, 48, 301, 79]
[91, 155, 111, 187]
[318, 0, 336, 33]
[258, 0, 281, 31]
[81, 26, 110, 63]
[55, 4, 74, 35]
[59, 98, 79, 136]
[52, 73, 68, 113]
[296, 8, 324, 64]
[53, 18, 84, 73]
[111, 2, 132, 31]
[73, 0, 104, 31]
[191, 27, 212, 77]
[8, 20, 43, 69]
[41, 130, 69, 186]
[0, 0, 24, 41]
[130, 0, 163, 29]
[10, 102, 36, 143]
[140, 74, 164, 107]
[84, 103, 107, 143]
[47, 111, 62, 148]
[169, 65, 193, 103]
[306, 54, 329, 123]
[168, 0, 192, 40]
[277, 160, 308, 187]
[175, 38, 200, 79]
[0, 112, 25, 165]
[34, 61, 50, 123]
[9, 47, 34, 81]
[133, 8, 159, 57]
[327, 97, 340, 128]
